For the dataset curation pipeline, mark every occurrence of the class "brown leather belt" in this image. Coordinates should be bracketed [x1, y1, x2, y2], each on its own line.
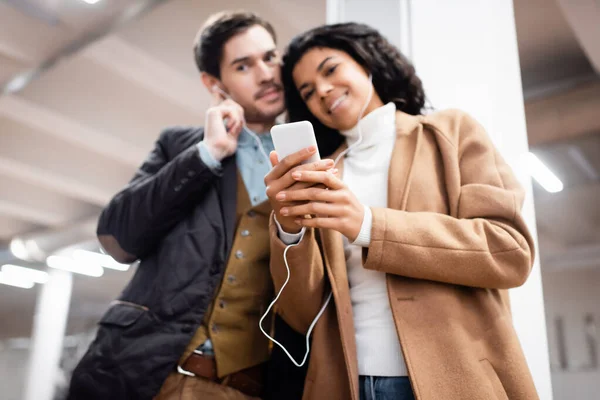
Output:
[178, 351, 263, 397]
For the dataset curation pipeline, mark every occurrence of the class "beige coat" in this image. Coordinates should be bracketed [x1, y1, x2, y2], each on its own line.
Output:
[269, 109, 539, 400]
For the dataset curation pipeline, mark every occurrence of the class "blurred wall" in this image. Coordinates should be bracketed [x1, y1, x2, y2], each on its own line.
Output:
[543, 268, 600, 400]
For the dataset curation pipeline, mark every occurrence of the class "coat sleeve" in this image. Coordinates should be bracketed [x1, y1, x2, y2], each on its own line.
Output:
[269, 215, 328, 334]
[97, 127, 220, 263]
[363, 112, 535, 289]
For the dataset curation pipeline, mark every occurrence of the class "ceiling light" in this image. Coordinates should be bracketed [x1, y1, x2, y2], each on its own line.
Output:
[0, 271, 34, 289]
[1, 264, 49, 284]
[72, 249, 130, 271]
[525, 152, 564, 193]
[10, 238, 30, 261]
[46, 256, 104, 277]
[80, 0, 103, 4]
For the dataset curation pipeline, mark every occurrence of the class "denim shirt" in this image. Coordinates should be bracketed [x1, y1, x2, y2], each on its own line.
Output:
[197, 127, 274, 206]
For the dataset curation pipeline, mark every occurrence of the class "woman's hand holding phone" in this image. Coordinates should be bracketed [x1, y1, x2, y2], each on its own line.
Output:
[274, 168, 364, 242]
[265, 147, 336, 233]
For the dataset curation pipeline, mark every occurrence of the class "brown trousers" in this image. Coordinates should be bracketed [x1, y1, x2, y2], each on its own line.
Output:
[154, 372, 261, 400]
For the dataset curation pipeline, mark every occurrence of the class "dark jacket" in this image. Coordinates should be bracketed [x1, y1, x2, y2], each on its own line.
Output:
[67, 127, 249, 399]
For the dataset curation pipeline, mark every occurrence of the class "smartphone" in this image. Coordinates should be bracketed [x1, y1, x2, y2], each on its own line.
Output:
[270, 121, 321, 165]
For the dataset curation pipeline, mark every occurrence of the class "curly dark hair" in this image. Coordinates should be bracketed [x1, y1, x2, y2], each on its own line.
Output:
[193, 11, 276, 79]
[282, 22, 426, 156]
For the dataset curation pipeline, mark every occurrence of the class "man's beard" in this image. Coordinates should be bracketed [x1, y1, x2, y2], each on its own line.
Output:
[245, 104, 285, 126]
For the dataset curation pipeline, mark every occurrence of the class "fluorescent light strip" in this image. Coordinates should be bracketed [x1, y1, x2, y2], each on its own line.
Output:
[46, 256, 104, 277]
[1, 264, 48, 284]
[526, 152, 564, 193]
[72, 249, 130, 271]
[81, 0, 103, 5]
[0, 271, 34, 289]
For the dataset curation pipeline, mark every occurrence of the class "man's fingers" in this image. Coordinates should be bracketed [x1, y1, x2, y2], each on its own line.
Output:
[220, 106, 244, 135]
[221, 99, 245, 122]
[228, 120, 244, 138]
[210, 85, 227, 106]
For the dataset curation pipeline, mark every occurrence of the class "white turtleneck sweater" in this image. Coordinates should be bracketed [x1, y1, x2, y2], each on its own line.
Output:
[277, 102, 408, 377]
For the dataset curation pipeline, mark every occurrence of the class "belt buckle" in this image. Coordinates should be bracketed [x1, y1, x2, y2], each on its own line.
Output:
[176, 349, 205, 377]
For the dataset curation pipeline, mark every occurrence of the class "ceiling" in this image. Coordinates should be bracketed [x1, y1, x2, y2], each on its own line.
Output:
[0, 0, 326, 340]
[515, 0, 597, 93]
[0, 0, 598, 341]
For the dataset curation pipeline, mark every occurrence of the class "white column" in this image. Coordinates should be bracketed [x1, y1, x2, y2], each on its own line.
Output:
[23, 269, 73, 400]
[327, 0, 553, 398]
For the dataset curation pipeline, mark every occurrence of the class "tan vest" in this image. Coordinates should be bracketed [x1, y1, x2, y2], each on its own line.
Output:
[179, 172, 273, 377]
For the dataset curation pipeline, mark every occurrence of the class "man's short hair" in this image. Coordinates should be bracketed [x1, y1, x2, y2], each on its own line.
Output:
[193, 10, 277, 79]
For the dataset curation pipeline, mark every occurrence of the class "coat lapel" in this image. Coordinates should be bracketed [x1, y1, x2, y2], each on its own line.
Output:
[316, 143, 362, 399]
[220, 156, 238, 255]
[317, 112, 423, 399]
[388, 111, 423, 211]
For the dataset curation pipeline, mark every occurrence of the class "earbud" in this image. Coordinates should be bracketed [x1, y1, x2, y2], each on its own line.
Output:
[212, 84, 229, 99]
[209, 82, 271, 167]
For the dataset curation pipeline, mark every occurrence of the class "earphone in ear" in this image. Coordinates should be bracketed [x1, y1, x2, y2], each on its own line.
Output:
[212, 84, 229, 99]
[209, 83, 272, 167]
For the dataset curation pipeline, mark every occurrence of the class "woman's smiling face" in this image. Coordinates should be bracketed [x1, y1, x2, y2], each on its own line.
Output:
[292, 47, 384, 131]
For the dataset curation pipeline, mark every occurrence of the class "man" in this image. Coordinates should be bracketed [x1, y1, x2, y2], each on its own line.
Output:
[67, 11, 307, 400]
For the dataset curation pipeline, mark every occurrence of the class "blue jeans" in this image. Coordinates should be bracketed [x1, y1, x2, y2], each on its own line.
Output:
[359, 376, 415, 400]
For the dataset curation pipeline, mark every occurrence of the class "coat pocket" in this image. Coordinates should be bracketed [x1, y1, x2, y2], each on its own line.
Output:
[99, 301, 148, 328]
[480, 358, 509, 400]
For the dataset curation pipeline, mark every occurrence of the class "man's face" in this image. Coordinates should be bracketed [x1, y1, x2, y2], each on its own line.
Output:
[218, 25, 285, 124]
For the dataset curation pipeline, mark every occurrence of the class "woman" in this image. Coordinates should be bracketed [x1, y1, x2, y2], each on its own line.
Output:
[264, 23, 539, 400]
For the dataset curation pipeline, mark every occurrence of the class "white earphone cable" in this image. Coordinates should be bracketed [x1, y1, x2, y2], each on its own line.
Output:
[258, 242, 333, 367]
[334, 74, 373, 164]
[259, 74, 374, 367]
